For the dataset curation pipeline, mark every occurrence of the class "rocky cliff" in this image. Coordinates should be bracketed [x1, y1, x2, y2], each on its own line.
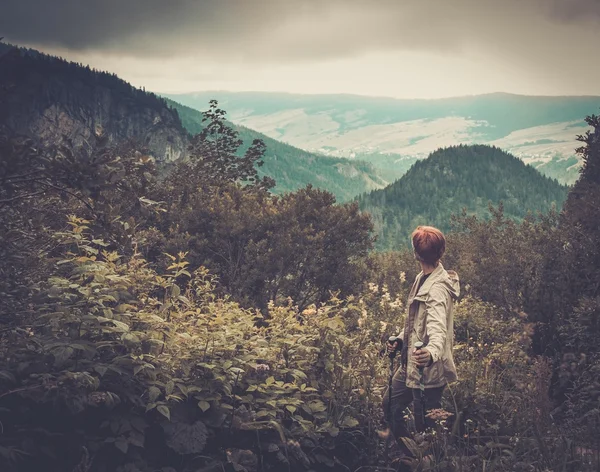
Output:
[0, 44, 188, 161]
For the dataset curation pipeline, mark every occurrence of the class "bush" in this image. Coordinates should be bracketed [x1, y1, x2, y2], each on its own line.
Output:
[0, 216, 397, 471]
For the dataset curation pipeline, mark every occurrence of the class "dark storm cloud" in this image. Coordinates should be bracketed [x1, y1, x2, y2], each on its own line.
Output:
[547, 0, 600, 21]
[1, 0, 599, 61]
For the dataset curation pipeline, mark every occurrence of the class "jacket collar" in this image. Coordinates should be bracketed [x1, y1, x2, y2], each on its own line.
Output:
[412, 262, 446, 302]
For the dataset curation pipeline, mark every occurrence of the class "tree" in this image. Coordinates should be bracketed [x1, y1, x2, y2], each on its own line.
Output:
[187, 99, 275, 190]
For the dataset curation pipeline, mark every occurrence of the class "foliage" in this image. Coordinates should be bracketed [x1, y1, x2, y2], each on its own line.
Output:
[187, 99, 274, 191]
[149, 182, 374, 312]
[394, 297, 581, 471]
[358, 144, 568, 250]
[0, 218, 399, 471]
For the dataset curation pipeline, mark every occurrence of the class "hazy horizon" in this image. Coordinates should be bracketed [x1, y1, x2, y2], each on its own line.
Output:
[163, 89, 600, 100]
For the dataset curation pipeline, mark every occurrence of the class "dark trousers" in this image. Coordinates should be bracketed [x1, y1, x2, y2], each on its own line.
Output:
[382, 366, 445, 454]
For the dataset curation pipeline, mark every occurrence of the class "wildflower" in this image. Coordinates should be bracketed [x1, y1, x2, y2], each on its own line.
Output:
[379, 321, 388, 333]
[255, 363, 270, 372]
[426, 409, 453, 421]
[302, 306, 317, 316]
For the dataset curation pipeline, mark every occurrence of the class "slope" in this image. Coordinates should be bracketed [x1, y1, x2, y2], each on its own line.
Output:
[165, 91, 599, 185]
[357, 144, 569, 250]
[167, 99, 388, 200]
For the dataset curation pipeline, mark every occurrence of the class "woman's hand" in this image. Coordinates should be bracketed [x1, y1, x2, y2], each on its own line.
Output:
[413, 347, 432, 367]
[387, 339, 400, 355]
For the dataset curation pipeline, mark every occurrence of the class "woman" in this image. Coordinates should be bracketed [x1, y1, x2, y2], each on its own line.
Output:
[382, 225, 460, 458]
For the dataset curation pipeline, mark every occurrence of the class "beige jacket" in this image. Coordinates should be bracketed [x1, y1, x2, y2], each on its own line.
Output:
[400, 262, 460, 389]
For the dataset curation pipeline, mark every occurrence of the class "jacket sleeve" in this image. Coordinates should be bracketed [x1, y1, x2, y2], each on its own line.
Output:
[424, 286, 448, 363]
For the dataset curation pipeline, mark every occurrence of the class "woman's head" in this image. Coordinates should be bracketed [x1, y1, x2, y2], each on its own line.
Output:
[411, 226, 446, 266]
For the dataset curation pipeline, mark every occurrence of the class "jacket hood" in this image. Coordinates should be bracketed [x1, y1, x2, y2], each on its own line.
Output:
[414, 262, 460, 300]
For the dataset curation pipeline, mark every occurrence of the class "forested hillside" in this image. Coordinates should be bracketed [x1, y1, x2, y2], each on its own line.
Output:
[0, 43, 188, 161]
[168, 99, 387, 200]
[0, 43, 385, 202]
[358, 144, 568, 250]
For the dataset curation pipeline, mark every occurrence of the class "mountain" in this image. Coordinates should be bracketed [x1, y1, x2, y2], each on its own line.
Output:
[356, 145, 569, 250]
[0, 43, 386, 202]
[0, 43, 188, 161]
[164, 91, 600, 185]
[166, 99, 388, 199]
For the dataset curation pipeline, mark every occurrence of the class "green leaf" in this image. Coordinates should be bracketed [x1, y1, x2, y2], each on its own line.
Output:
[122, 333, 141, 345]
[0, 371, 16, 383]
[308, 400, 327, 413]
[114, 437, 129, 454]
[198, 400, 211, 412]
[110, 320, 130, 332]
[157, 405, 170, 421]
[265, 376, 275, 386]
[400, 437, 421, 457]
[148, 386, 161, 402]
[292, 369, 307, 381]
[327, 318, 345, 330]
[341, 417, 359, 428]
[52, 346, 74, 365]
[128, 431, 145, 448]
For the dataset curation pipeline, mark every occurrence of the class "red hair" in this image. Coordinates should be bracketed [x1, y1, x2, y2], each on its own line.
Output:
[411, 226, 446, 265]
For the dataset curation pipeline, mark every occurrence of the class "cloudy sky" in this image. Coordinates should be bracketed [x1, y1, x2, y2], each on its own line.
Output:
[1, 0, 599, 98]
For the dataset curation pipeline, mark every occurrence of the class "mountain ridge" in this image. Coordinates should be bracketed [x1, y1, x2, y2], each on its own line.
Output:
[357, 144, 569, 250]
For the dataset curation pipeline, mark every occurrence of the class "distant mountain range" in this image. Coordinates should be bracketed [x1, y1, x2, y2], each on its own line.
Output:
[0, 43, 385, 202]
[165, 91, 600, 185]
[357, 144, 569, 250]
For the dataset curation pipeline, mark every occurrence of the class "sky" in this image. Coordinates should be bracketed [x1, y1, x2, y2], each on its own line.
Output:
[1, 0, 599, 99]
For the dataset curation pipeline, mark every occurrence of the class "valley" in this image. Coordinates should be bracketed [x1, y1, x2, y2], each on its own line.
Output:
[166, 91, 599, 185]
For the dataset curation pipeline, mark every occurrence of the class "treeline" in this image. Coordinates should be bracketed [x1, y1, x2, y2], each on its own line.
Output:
[358, 144, 569, 250]
[0, 42, 169, 113]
